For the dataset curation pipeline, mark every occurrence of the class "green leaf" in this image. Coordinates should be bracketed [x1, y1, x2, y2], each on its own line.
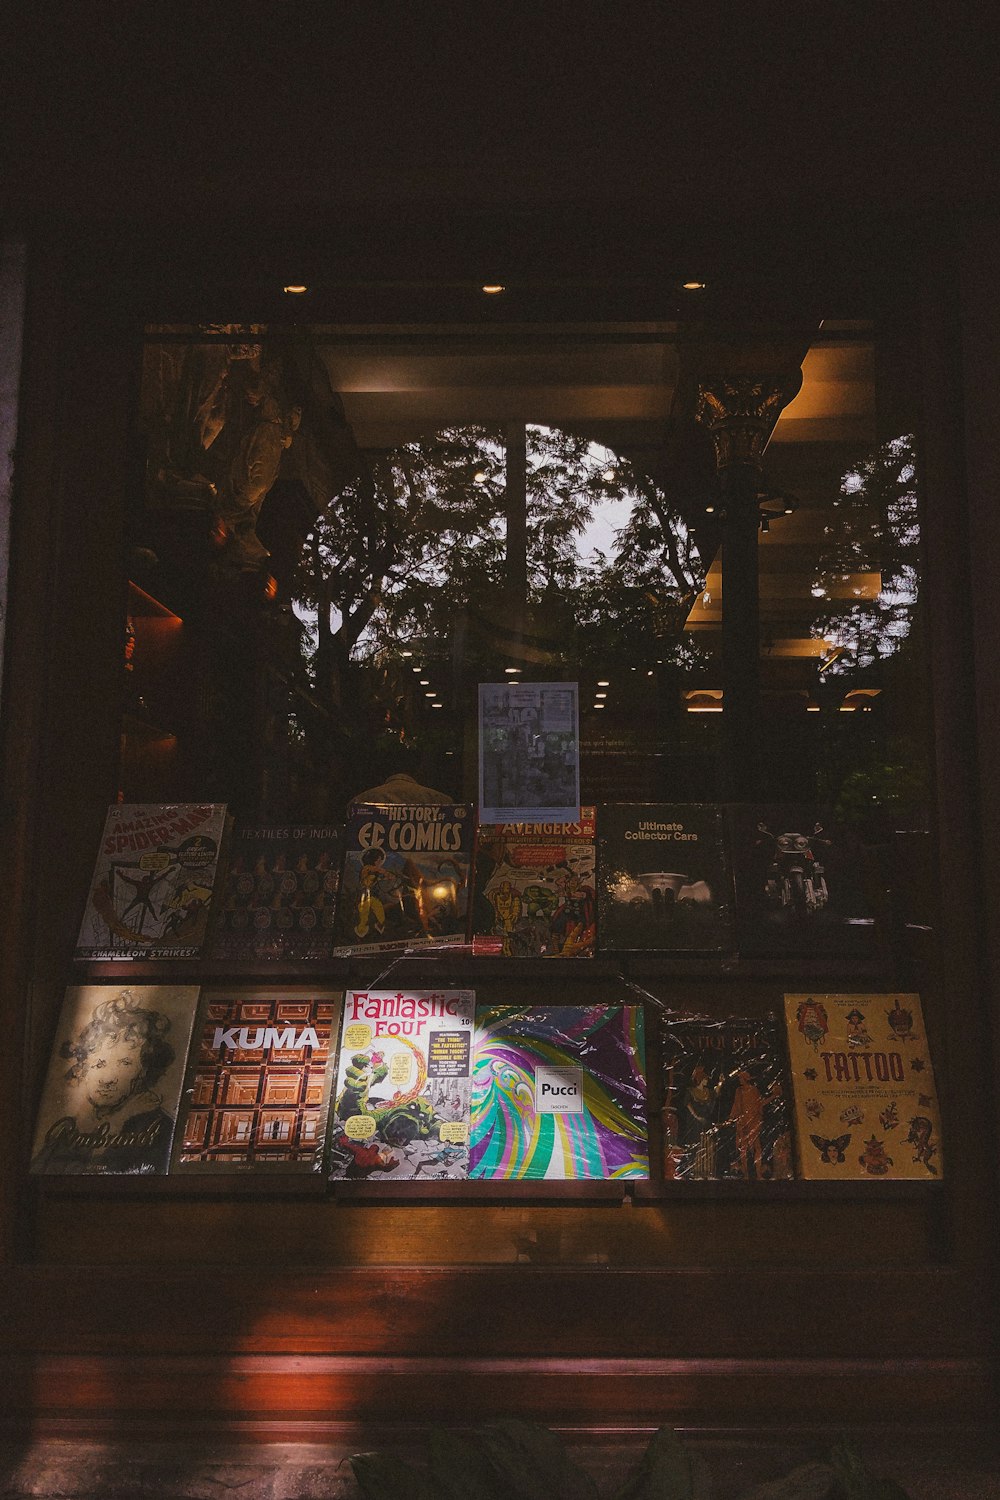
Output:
[350, 1451, 438, 1500]
[475, 1418, 602, 1500]
[736, 1461, 835, 1500]
[612, 1427, 713, 1500]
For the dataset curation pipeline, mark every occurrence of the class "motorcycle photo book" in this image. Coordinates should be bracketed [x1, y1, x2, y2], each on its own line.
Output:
[729, 804, 880, 959]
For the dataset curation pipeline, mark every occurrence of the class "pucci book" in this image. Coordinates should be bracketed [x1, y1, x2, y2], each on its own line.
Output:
[471, 808, 596, 957]
[661, 1012, 794, 1182]
[76, 802, 228, 960]
[209, 824, 342, 961]
[729, 804, 878, 958]
[172, 987, 340, 1173]
[332, 803, 473, 956]
[783, 992, 943, 1181]
[30, 984, 200, 1175]
[469, 1004, 648, 1180]
[597, 803, 731, 953]
[328, 990, 476, 1181]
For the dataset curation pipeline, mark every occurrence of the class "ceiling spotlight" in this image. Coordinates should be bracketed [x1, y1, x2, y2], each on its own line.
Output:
[419, 679, 429, 686]
[431, 702, 443, 709]
[482, 284, 506, 295]
[597, 679, 610, 687]
[595, 691, 607, 699]
[593, 703, 606, 710]
[681, 280, 707, 291]
[504, 666, 521, 674]
[705, 504, 716, 515]
[283, 284, 308, 295]
[425, 691, 435, 698]
[473, 469, 489, 485]
[400, 649, 413, 658]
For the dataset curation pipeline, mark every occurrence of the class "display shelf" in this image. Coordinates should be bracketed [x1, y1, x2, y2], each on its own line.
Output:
[630, 1178, 946, 1202]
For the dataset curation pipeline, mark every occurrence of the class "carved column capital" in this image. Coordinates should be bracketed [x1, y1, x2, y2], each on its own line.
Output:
[696, 373, 803, 472]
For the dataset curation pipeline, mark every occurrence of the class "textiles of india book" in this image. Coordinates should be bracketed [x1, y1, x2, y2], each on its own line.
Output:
[598, 803, 731, 953]
[76, 802, 228, 960]
[469, 1005, 648, 1179]
[471, 808, 596, 957]
[783, 992, 944, 1180]
[729, 804, 877, 958]
[209, 824, 342, 961]
[332, 804, 473, 956]
[328, 990, 475, 1180]
[172, 987, 340, 1173]
[30, 984, 200, 1175]
[661, 1012, 794, 1181]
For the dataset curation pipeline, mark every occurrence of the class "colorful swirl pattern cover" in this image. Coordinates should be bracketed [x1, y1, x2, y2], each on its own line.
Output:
[469, 1004, 648, 1179]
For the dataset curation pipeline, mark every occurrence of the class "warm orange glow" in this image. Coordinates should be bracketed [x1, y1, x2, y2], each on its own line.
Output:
[684, 689, 723, 713]
[127, 581, 181, 622]
[682, 280, 706, 291]
[263, 574, 278, 600]
[482, 284, 505, 295]
[283, 284, 308, 295]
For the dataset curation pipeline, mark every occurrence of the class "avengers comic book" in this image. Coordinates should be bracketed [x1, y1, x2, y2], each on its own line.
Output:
[30, 983, 200, 1175]
[469, 1004, 648, 1180]
[332, 804, 473, 956]
[661, 1012, 794, 1181]
[328, 990, 475, 1181]
[209, 824, 342, 961]
[470, 808, 596, 957]
[729, 803, 878, 958]
[75, 803, 229, 960]
[598, 803, 731, 953]
[172, 987, 341, 1173]
[783, 992, 944, 1180]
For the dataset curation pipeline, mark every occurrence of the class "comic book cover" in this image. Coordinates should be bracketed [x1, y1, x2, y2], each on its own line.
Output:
[598, 804, 731, 953]
[172, 987, 340, 1173]
[209, 825, 342, 961]
[478, 681, 580, 823]
[30, 984, 200, 1175]
[729, 804, 878, 958]
[469, 1005, 648, 1179]
[328, 990, 475, 1180]
[470, 808, 597, 957]
[783, 992, 944, 1180]
[76, 803, 228, 960]
[332, 804, 473, 956]
[661, 1013, 794, 1181]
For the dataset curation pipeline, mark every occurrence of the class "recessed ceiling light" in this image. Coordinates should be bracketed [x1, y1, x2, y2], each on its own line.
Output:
[431, 702, 443, 709]
[283, 284, 308, 295]
[482, 284, 505, 295]
[597, 679, 610, 687]
[705, 505, 716, 514]
[400, 649, 413, 658]
[504, 666, 521, 674]
[419, 679, 429, 686]
[425, 692, 435, 698]
[593, 703, 606, 710]
[595, 692, 607, 699]
[682, 280, 706, 291]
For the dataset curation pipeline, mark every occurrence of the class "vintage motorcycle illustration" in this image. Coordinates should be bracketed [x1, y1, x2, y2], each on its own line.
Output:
[756, 822, 830, 919]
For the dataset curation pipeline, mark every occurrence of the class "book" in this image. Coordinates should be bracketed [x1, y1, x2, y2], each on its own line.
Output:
[209, 824, 342, 961]
[469, 1004, 648, 1179]
[30, 984, 200, 1175]
[171, 987, 340, 1173]
[328, 989, 476, 1180]
[478, 681, 580, 823]
[471, 808, 597, 957]
[76, 803, 228, 960]
[661, 1012, 794, 1181]
[597, 803, 731, 952]
[729, 804, 877, 957]
[783, 992, 944, 1180]
[332, 803, 473, 956]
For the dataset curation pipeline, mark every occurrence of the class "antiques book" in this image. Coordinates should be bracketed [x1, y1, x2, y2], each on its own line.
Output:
[783, 992, 943, 1180]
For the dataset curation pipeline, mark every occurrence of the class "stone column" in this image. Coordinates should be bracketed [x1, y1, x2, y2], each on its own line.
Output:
[696, 373, 801, 799]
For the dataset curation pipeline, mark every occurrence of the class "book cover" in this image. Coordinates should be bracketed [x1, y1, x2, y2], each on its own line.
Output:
[471, 809, 597, 957]
[729, 804, 877, 957]
[30, 984, 200, 1175]
[172, 987, 340, 1173]
[783, 992, 944, 1180]
[76, 803, 228, 960]
[332, 804, 473, 956]
[478, 681, 580, 823]
[661, 1013, 794, 1181]
[209, 824, 342, 961]
[328, 989, 476, 1180]
[598, 803, 731, 953]
[469, 1005, 648, 1179]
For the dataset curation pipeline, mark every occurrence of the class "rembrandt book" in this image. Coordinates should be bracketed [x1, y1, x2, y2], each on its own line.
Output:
[661, 1012, 794, 1181]
[209, 824, 342, 961]
[30, 984, 200, 1175]
[469, 1004, 648, 1180]
[332, 803, 473, 956]
[471, 809, 596, 957]
[76, 802, 228, 960]
[172, 987, 341, 1173]
[783, 992, 943, 1180]
[328, 989, 476, 1180]
[598, 803, 731, 953]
